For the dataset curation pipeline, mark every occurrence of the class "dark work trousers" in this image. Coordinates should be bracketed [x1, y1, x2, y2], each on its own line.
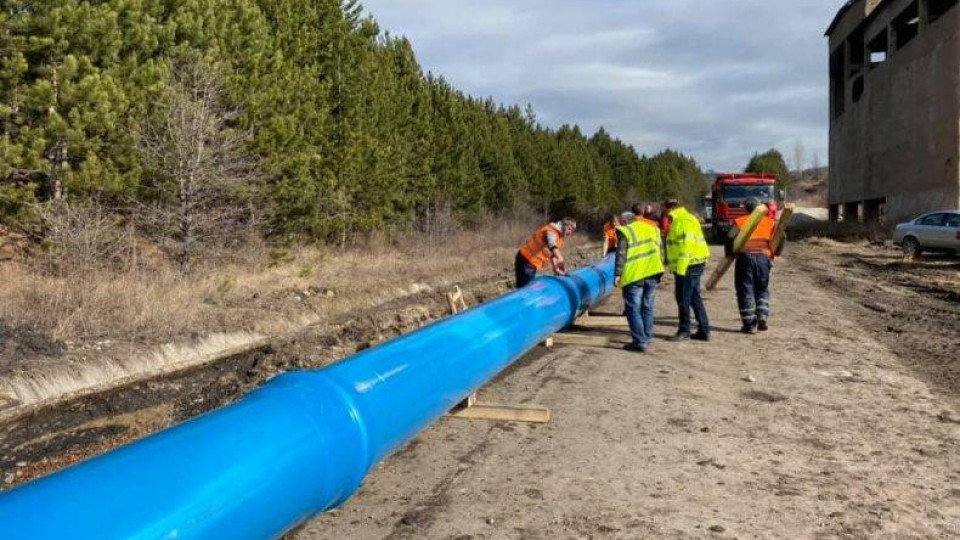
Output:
[515, 252, 538, 288]
[734, 253, 773, 326]
[674, 263, 709, 335]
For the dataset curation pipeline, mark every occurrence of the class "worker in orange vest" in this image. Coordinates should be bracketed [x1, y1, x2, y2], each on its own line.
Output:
[603, 214, 622, 255]
[515, 218, 577, 288]
[725, 198, 784, 333]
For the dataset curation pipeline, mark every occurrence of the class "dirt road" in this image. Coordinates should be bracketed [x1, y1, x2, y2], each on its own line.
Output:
[295, 243, 960, 540]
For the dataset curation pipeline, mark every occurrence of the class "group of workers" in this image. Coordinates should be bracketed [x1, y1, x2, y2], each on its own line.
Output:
[515, 198, 782, 353]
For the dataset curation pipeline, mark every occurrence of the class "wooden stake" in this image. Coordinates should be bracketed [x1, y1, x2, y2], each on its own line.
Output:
[770, 205, 794, 255]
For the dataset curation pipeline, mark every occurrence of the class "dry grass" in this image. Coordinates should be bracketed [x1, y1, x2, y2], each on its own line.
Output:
[0, 213, 560, 345]
[0, 211, 598, 413]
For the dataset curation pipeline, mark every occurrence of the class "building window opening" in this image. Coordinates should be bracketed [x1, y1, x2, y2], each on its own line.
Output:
[830, 47, 846, 119]
[894, 1, 920, 49]
[868, 31, 888, 67]
[847, 27, 865, 76]
[927, 0, 958, 24]
[852, 76, 865, 103]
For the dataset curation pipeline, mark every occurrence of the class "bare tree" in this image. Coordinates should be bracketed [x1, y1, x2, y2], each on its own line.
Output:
[793, 140, 806, 180]
[138, 58, 256, 272]
[812, 152, 823, 183]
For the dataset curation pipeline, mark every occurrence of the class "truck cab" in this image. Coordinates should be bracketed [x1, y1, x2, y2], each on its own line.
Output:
[711, 173, 780, 241]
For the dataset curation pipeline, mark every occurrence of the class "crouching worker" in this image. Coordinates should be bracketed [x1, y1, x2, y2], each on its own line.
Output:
[515, 218, 577, 288]
[614, 212, 664, 352]
[726, 198, 783, 333]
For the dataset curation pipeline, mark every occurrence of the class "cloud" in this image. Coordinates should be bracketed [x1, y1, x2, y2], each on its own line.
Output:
[361, 0, 840, 171]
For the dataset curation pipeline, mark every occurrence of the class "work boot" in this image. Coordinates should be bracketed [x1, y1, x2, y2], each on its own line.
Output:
[757, 319, 769, 332]
[691, 331, 711, 342]
[669, 332, 691, 342]
[740, 323, 758, 335]
[623, 342, 647, 353]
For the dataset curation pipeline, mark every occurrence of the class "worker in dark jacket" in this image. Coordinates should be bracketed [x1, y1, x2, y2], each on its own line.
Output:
[725, 198, 784, 333]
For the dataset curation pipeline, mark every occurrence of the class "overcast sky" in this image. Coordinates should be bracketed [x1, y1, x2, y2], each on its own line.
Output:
[360, 0, 841, 172]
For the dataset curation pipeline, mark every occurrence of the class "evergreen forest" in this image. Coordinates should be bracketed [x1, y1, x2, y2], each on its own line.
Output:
[0, 0, 708, 244]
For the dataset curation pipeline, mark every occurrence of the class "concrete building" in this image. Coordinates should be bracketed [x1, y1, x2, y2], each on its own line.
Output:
[826, 0, 959, 223]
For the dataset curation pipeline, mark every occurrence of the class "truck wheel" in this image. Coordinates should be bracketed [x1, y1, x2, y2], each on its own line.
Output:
[901, 236, 922, 259]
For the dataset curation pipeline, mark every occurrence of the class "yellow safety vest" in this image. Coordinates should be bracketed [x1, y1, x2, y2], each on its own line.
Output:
[666, 207, 710, 276]
[617, 220, 664, 287]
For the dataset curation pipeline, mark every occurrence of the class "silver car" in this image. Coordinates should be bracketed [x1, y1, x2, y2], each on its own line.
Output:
[893, 210, 960, 257]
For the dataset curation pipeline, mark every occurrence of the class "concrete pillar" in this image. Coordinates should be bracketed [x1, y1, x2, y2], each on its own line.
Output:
[829, 204, 840, 223]
[843, 202, 861, 223]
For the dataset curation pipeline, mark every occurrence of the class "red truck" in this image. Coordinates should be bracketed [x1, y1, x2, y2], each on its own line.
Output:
[710, 173, 780, 241]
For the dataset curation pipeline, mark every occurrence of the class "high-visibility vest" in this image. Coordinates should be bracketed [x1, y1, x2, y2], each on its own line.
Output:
[665, 207, 710, 276]
[519, 223, 564, 270]
[603, 220, 618, 251]
[734, 215, 776, 258]
[618, 220, 664, 287]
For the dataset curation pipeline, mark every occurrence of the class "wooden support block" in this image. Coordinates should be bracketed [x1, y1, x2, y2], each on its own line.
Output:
[446, 286, 467, 314]
[574, 316, 629, 328]
[447, 404, 551, 423]
[551, 333, 611, 347]
[541, 336, 555, 348]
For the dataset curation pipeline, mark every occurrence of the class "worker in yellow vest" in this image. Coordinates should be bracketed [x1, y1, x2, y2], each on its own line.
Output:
[515, 218, 577, 288]
[614, 212, 664, 352]
[725, 198, 784, 333]
[664, 200, 711, 342]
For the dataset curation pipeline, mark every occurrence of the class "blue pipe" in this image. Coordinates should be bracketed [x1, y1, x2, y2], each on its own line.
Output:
[0, 255, 614, 540]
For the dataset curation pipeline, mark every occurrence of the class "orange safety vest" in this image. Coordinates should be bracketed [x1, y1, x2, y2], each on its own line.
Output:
[734, 215, 776, 258]
[519, 224, 564, 270]
[603, 220, 618, 251]
[635, 216, 659, 229]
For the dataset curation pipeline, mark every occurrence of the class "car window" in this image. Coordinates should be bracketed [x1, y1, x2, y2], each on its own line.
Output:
[918, 213, 946, 226]
[945, 214, 960, 228]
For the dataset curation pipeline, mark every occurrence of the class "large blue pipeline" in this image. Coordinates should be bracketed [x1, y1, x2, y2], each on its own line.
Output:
[0, 256, 614, 540]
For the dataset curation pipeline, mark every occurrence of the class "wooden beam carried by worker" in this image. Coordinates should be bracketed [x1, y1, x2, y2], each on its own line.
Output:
[769, 205, 794, 255]
[705, 204, 768, 291]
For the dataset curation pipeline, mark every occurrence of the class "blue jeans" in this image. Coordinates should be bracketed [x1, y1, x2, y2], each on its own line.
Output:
[623, 277, 659, 347]
[675, 263, 709, 335]
[735, 253, 772, 325]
